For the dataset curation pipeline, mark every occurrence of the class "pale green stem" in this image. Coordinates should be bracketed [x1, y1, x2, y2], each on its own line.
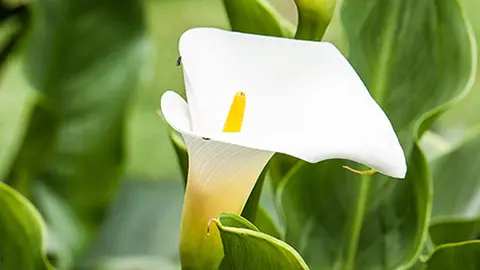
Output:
[344, 175, 371, 270]
[295, 11, 330, 41]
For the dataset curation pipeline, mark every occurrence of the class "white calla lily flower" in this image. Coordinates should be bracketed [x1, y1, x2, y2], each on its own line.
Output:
[160, 27, 406, 268]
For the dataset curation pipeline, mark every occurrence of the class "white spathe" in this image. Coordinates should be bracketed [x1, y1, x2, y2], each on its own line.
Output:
[161, 27, 406, 178]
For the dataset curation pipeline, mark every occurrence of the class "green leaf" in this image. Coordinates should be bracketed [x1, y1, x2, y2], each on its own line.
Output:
[430, 219, 480, 246]
[81, 179, 183, 268]
[279, 144, 430, 270]
[244, 171, 282, 239]
[430, 130, 480, 244]
[0, 182, 53, 269]
[278, 0, 477, 269]
[268, 153, 300, 192]
[10, 0, 147, 231]
[241, 167, 268, 222]
[254, 206, 282, 239]
[341, 0, 476, 142]
[215, 213, 309, 269]
[171, 130, 188, 185]
[222, 0, 294, 37]
[424, 240, 480, 269]
[0, 57, 36, 180]
[219, 212, 259, 231]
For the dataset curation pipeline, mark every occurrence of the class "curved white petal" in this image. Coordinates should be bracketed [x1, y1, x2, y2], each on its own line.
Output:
[160, 90, 192, 132]
[181, 135, 273, 217]
[166, 28, 406, 178]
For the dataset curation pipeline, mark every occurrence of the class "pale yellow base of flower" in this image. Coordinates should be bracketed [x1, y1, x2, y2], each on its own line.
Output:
[178, 136, 274, 269]
[179, 169, 258, 268]
[179, 180, 228, 270]
[179, 164, 266, 269]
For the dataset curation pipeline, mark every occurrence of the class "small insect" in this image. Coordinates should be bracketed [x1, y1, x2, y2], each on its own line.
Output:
[202, 137, 211, 141]
[176, 56, 182, 66]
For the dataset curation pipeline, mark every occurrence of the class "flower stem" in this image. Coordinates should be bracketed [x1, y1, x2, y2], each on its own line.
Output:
[344, 175, 371, 270]
[295, 12, 330, 41]
[179, 179, 225, 270]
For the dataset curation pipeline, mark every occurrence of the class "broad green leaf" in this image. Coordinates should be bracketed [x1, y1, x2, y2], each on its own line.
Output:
[254, 206, 282, 239]
[215, 213, 309, 269]
[259, 172, 284, 233]
[269, 153, 300, 192]
[0, 57, 36, 180]
[430, 219, 480, 246]
[222, 0, 294, 37]
[430, 130, 480, 244]
[424, 240, 480, 270]
[405, 236, 436, 270]
[246, 171, 283, 238]
[279, 144, 430, 270]
[242, 167, 268, 222]
[219, 212, 259, 231]
[82, 179, 183, 268]
[341, 0, 476, 142]
[10, 0, 147, 232]
[437, 0, 480, 129]
[278, 0, 477, 269]
[0, 182, 53, 269]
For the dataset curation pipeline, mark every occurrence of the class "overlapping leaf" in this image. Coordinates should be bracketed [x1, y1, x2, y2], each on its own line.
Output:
[423, 240, 480, 269]
[280, 145, 430, 270]
[10, 0, 147, 233]
[216, 213, 308, 269]
[0, 182, 53, 269]
[430, 129, 480, 244]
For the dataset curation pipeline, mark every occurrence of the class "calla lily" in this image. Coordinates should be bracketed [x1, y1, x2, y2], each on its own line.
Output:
[160, 27, 406, 269]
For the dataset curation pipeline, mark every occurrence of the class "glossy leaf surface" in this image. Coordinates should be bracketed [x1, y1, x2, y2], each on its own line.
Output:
[0, 182, 53, 270]
[216, 213, 309, 269]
